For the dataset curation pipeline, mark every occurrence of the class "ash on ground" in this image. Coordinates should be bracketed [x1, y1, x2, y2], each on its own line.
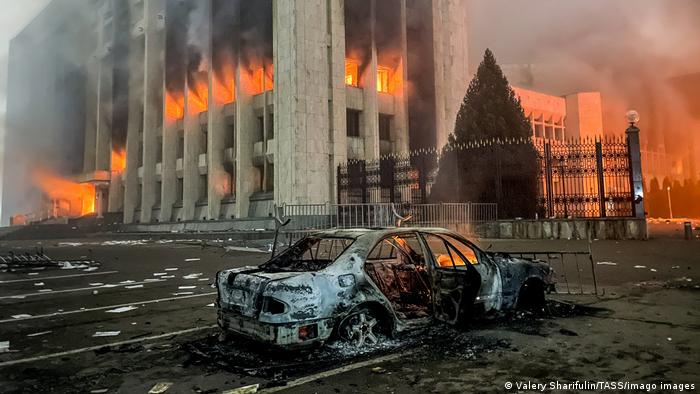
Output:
[182, 300, 606, 385]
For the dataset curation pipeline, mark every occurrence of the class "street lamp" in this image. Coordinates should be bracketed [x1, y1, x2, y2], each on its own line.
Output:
[667, 186, 673, 219]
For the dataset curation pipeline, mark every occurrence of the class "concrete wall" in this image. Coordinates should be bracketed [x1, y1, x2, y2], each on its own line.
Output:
[473, 218, 648, 240]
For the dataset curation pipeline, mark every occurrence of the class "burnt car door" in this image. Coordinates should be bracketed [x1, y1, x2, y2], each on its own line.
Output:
[439, 234, 504, 312]
[420, 233, 481, 325]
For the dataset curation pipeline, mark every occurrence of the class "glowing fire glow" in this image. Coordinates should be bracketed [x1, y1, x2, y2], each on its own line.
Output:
[345, 59, 359, 87]
[32, 169, 95, 216]
[165, 92, 184, 120]
[188, 73, 209, 114]
[213, 65, 235, 104]
[111, 148, 126, 173]
[377, 66, 391, 93]
[251, 66, 274, 94]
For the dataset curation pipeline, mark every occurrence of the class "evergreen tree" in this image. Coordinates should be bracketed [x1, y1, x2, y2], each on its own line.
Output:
[430, 49, 539, 218]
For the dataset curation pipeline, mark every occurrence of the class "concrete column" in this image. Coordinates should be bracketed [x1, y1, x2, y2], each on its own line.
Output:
[140, 0, 165, 223]
[95, 55, 112, 172]
[362, 0, 380, 161]
[328, 0, 348, 202]
[123, 35, 145, 223]
[393, 0, 410, 154]
[207, 9, 227, 220]
[83, 56, 98, 173]
[234, 63, 259, 218]
[182, 92, 203, 221]
[432, 0, 469, 150]
[273, 0, 332, 205]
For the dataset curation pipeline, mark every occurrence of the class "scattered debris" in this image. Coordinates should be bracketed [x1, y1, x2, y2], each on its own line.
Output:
[0, 250, 99, 272]
[165, 268, 179, 271]
[125, 284, 144, 289]
[89, 283, 104, 286]
[183, 273, 203, 279]
[162, 275, 176, 279]
[185, 258, 201, 262]
[27, 331, 53, 337]
[596, 261, 617, 266]
[106, 306, 138, 313]
[148, 382, 173, 393]
[178, 286, 196, 290]
[153, 273, 167, 276]
[650, 268, 657, 272]
[0, 341, 10, 353]
[11, 314, 32, 319]
[371, 366, 387, 374]
[119, 280, 136, 284]
[634, 265, 647, 269]
[173, 292, 194, 296]
[144, 279, 162, 282]
[38, 289, 53, 292]
[667, 337, 672, 341]
[92, 331, 121, 337]
[83, 267, 99, 272]
[89, 389, 108, 394]
[559, 328, 578, 336]
[34, 282, 45, 286]
[222, 384, 259, 394]
[206, 303, 215, 307]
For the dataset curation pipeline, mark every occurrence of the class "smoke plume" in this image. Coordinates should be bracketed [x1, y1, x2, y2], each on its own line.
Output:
[468, 0, 700, 178]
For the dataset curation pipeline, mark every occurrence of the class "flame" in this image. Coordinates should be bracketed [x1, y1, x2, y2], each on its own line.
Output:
[251, 65, 274, 95]
[213, 64, 235, 104]
[188, 71, 209, 114]
[345, 59, 359, 87]
[111, 148, 126, 173]
[165, 92, 184, 120]
[32, 169, 95, 216]
[377, 66, 391, 93]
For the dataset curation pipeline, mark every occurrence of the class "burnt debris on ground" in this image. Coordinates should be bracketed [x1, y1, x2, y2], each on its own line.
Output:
[183, 300, 607, 385]
[0, 249, 100, 272]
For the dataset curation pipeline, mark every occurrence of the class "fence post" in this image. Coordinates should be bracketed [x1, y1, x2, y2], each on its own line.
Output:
[389, 156, 396, 203]
[336, 165, 341, 204]
[544, 142, 554, 218]
[626, 124, 645, 219]
[360, 160, 367, 204]
[418, 155, 427, 204]
[595, 139, 606, 217]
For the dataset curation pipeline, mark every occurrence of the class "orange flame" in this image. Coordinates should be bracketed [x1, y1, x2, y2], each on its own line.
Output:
[32, 169, 95, 216]
[188, 72, 209, 114]
[345, 59, 359, 87]
[251, 66, 274, 95]
[165, 92, 184, 120]
[111, 148, 126, 173]
[213, 65, 235, 104]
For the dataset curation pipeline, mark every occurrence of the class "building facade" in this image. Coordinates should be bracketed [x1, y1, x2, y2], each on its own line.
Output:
[3, 0, 470, 224]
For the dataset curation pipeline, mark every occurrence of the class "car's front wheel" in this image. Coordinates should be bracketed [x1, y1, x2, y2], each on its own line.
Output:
[338, 307, 381, 348]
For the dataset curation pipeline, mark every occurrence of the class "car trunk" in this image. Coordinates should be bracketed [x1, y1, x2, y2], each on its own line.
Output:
[217, 269, 300, 318]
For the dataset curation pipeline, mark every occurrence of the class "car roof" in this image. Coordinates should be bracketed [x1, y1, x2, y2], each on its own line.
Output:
[307, 227, 456, 240]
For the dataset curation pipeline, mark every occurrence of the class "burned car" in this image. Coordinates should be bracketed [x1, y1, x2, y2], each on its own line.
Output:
[216, 228, 554, 348]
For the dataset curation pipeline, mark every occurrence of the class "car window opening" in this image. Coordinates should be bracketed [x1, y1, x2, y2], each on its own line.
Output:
[261, 237, 354, 272]
[363, 235, 432, 320]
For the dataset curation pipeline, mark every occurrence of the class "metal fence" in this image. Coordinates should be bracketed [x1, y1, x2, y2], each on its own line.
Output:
[338, 136, 637, 218]
[536, 137, 633, 218]
[278, 202, 497, 233]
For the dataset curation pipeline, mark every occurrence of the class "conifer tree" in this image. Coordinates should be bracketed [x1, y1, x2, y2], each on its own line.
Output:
[430, 49, 539, 218]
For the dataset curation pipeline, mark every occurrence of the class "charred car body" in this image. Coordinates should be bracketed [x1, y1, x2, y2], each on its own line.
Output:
[216, 228, 554, 348]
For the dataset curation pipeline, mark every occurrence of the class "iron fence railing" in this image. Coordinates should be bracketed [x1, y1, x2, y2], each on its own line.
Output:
[278, 202, 498, 233]
[338, 136, 638, 218]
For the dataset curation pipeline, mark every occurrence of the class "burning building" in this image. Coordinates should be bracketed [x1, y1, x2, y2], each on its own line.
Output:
[2, 0, 469, 224]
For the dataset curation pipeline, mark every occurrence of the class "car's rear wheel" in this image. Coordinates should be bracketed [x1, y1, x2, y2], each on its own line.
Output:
[517, 279, 546, 311]
[339, 307, 381, 348]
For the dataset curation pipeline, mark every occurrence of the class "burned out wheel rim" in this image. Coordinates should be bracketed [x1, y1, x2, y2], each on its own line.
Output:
[340, 309, 379, 348]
